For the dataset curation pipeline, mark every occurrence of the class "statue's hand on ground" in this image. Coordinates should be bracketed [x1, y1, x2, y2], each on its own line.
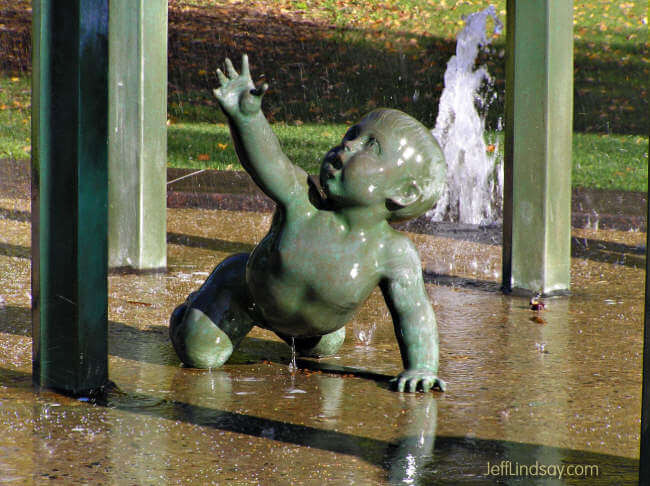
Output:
[391, 369, 446, 393]
[213, 54, 268, 119]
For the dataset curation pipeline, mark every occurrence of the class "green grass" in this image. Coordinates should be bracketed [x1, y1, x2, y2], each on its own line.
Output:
[0, 76, 30, 160]
[168, 122, 342, 173]
[169, 121, 648, 193]
[573, 133, 648, 192]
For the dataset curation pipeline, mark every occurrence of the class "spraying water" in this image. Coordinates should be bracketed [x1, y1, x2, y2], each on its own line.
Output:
[430, 6, 504, 225]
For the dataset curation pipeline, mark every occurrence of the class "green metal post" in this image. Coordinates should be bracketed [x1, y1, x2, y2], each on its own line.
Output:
[503, 0, 573, 295]
[31, 0, 109, 394]
[108, 0, 167, 271]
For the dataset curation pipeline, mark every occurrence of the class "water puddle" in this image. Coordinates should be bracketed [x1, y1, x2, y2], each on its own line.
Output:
[0, 198, 644, 483]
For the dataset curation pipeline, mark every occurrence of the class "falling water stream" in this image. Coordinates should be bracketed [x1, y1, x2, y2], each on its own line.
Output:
[289, 337, 297, 372]
[430, 6, 504, 225]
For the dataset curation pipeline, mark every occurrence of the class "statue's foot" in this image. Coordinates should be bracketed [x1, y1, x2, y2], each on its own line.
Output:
[170, 306, 234, 369]
[280, 327, 346, 358]
[391, 369, 446, 393]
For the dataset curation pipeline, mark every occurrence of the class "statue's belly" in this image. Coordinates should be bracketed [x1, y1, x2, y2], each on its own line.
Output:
[246, 233, 373, 337]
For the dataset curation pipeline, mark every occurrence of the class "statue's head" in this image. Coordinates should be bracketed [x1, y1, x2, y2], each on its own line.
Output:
[319, 108, 446, 222]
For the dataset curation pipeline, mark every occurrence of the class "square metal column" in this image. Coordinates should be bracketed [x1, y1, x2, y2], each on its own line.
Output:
[31, 0, 110, 394]
[502, 0, 573, 295]
[108, 0, 167, 271]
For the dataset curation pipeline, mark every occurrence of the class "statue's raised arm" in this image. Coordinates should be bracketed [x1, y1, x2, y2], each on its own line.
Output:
[214, 55, 308, 207]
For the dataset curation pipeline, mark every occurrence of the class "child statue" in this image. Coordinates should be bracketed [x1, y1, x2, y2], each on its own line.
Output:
[170, 55, 447, 393]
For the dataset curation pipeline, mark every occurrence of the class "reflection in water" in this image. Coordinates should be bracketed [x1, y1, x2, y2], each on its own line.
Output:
[172, 367, 233, 404]
[0, 358, 641, 484]
[165, 361, 440, 484]
[387, 395, 437, 485]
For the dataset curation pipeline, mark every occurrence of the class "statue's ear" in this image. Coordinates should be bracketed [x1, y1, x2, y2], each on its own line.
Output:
[386, 179, 422, 210]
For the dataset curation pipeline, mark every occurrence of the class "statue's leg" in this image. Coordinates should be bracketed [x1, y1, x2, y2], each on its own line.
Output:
[276, 327, 346, 358]
[170, 253, 256, 368]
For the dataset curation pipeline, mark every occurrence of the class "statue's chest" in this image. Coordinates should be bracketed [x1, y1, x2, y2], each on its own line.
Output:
[267, 215, 382, 302]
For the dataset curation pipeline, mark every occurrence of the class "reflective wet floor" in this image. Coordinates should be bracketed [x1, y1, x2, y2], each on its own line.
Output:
[0, 195, 645, 484]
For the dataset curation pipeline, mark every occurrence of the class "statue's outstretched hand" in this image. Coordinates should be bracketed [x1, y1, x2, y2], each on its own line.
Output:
[391, 369, 446, 393]
[213, 54, 268, 119]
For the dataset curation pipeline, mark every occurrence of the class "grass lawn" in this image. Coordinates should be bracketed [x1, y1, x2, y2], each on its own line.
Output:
[0, 0, 647, 191]
[0, 76, 29, 161]
[166, 123, 648, 192]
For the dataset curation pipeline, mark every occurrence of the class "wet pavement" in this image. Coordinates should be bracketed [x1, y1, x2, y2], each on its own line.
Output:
[0, 166, 647, 484]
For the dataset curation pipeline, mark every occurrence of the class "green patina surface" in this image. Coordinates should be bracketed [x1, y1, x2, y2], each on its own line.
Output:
[170, 55, 447, 392]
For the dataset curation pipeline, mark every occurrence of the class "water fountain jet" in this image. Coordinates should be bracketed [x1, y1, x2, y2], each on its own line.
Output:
[430, 6, 504, 225]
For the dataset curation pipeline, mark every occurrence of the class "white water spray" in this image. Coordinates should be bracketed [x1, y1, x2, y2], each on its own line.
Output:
[430, 6, 504, 225]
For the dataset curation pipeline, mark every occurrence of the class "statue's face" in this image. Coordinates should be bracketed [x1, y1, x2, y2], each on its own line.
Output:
[320, 118, 414, 208]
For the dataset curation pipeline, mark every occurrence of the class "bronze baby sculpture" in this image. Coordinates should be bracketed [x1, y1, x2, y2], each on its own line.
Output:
[170, 55, 447, 393]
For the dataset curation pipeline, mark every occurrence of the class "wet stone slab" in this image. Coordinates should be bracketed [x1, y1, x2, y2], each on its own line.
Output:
[0, 197, 645, 484]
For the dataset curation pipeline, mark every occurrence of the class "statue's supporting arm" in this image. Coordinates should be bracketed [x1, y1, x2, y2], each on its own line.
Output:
[214, 55, 308, 207]
[380, 239, 445, 393]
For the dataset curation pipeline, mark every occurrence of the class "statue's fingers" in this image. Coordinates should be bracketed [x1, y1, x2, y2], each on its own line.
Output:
[241, 54, 250, 77]
[421, 378, 434, 392]
[435, 378, 447, 392]
[216, 69, 228, 86]
[407, 378, 418, 393]
[212, 88, 221, 100]
[225, 58, 238, 78]
[250, 83, 269, 97]
[396, 377, 406, 393]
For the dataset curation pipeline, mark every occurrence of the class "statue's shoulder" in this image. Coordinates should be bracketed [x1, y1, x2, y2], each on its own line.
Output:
[383, 226, 417, 249]
[380, 229, 422, 270]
